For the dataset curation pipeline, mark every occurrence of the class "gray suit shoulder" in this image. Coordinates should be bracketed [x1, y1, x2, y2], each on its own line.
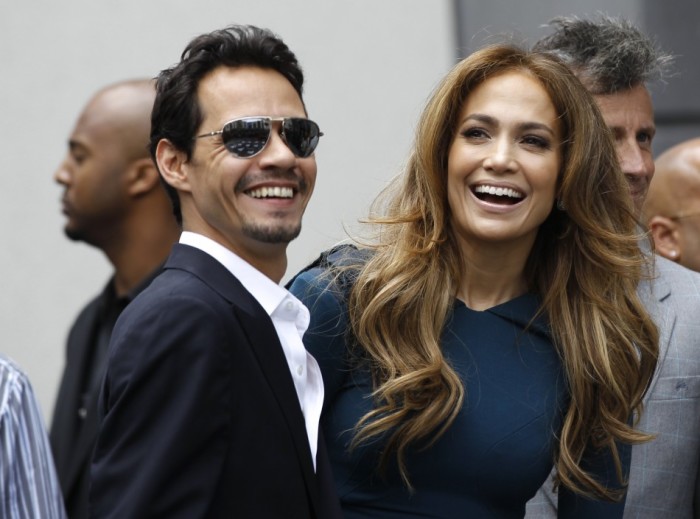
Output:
[654, 255, 700, 291]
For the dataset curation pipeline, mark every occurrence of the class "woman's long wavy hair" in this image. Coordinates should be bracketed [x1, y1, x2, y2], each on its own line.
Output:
[346, 44, 658, 499]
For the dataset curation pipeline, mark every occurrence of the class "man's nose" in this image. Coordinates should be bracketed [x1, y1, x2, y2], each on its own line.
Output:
[54, 160, 71, 185]
[617, 140, 652, 179]
[257, 130, 297, 169]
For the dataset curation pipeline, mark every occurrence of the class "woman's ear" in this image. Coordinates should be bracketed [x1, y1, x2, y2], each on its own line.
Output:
[155, 139, 192, 193]
[648, 215, 682, 262]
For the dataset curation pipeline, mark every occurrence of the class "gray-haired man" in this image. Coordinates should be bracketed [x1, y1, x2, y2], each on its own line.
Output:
[526, 16, 700, 519]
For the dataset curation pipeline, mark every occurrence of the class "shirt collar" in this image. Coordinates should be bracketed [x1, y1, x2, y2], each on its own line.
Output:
[179, 231, 288, 317]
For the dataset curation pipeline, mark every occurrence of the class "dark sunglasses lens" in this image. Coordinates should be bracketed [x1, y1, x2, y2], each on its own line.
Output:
[222, 118, 271, 157]
[283, 119, 321, 158]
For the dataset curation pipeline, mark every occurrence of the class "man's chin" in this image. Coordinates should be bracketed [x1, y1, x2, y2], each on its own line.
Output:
[64, 227, 83, 242]
[243, 223, 302, 244]
[64, 226, 96, 246]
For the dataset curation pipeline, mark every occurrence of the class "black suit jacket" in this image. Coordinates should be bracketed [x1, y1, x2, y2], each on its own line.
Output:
[90, 244, 341, 518]
[50, 284, 109, 519]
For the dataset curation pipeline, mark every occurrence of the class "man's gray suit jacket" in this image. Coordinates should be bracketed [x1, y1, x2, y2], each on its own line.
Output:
[525, 255, 700, 519]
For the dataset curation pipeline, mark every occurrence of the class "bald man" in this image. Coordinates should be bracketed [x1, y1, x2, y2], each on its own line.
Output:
[50, 79, 179, 519]
[643, 137, 700, 272]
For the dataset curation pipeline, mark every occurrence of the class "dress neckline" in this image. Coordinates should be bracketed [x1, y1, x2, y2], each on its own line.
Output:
[453, 292, 550, 338]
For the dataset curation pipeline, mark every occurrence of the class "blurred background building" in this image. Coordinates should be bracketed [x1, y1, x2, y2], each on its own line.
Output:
[454, 0, 700, 155]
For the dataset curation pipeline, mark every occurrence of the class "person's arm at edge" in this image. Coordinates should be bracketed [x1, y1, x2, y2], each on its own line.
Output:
[0, 362, 67, 519]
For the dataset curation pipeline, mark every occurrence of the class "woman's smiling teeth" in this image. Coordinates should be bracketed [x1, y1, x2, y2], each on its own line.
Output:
[247, 186, 294, 199]
[472, 184, 524, 204]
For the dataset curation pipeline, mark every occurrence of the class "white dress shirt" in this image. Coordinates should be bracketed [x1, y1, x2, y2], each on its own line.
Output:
[179, 232, 324, 469]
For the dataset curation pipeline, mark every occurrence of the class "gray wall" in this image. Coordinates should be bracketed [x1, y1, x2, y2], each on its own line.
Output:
[453, 0, 700, 155]
[642, 0, 700, 152]
[1, 1, 455, 421]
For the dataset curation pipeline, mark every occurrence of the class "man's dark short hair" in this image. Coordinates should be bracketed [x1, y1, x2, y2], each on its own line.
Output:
[149, 25, 306, 223]
[533, 15, 673, 95]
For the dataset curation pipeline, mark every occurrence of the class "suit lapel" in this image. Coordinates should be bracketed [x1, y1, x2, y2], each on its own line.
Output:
[233, 303, 318, 471]
[638, 260, 675, 402]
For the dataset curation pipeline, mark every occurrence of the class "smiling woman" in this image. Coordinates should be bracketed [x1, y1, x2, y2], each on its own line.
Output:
[447, 70, 561, 285]
[288, 43, 659, 518]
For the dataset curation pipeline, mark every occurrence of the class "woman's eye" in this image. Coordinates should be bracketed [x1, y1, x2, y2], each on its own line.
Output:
[462, 127, 488, 139]
[522, 135, 551, 150]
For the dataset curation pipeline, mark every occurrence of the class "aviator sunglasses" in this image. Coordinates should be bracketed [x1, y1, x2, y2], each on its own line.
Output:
[196, 116, 323, 158]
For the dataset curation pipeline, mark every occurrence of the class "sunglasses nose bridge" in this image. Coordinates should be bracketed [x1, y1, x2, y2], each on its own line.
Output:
[268, 118, 293, 148]
[278, 125, 293, 152]
[258, 122, 298, 163]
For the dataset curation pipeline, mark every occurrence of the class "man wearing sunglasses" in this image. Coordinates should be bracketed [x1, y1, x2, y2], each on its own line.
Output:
[90, 25, 339, 519]
[643, 137, 700, 273]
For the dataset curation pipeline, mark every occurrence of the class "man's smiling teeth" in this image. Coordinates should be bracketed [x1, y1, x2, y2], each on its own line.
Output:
[473, 185, 524, 199]
[247, 186, 294, 199]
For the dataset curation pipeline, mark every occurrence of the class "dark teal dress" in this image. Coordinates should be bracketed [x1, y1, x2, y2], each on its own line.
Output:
[289, 250, 628, 518]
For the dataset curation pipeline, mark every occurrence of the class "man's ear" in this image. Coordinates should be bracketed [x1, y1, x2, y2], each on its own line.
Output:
[125, 157, 161, 197]
[648, 215, 682, 262]
[155, 139, 192, 193]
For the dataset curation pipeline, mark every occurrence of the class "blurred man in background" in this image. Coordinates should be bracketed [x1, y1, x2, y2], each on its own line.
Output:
[527, 15, 700, 518]
[50, 79, 179, 519]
